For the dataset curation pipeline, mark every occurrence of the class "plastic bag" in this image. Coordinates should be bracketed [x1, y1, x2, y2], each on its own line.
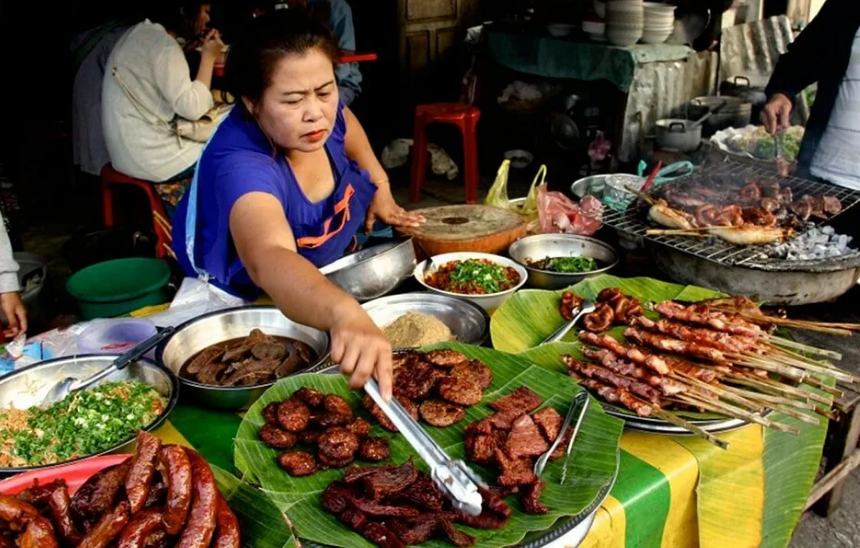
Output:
[484, 159, 512, 209]
[518, 165, 545, 217]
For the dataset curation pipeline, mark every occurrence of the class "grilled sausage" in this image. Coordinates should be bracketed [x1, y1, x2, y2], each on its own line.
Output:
[0, 495, 40, 525]
[116, 508, 165, 548]
[47, 484, 81, 545]
[126, 432, 163, 515]
[77, 500, 130, 548]
[211, 495, 240, 548]
[176, 449, 218, 548]
[157, 445, 192, 535]
[18, 516, 58, 548]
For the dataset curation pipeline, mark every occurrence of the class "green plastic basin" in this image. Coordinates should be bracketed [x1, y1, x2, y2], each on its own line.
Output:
[66, 258, 171, 319]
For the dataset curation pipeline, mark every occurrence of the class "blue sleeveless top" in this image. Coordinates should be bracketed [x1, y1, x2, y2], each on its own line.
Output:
[172, 103, 378, 299]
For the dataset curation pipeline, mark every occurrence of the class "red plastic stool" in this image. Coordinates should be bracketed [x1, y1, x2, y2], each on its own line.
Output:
[409, 103, 481, 204]
[100, 164, 172, 258]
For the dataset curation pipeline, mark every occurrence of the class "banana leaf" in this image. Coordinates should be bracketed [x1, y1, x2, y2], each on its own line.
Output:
[491, 275, 728, 420]
[213, 465, 299, 548]
[234, 344, 624, 548]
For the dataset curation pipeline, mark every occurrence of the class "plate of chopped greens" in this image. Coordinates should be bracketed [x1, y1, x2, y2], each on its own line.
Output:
[0, 354, 178, 473]
[415, 252, 528, 312]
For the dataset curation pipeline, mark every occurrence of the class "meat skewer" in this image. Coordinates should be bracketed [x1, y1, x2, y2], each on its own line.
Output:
[563, 356, 662, 403]
[624, 327, 729, 363]
[654, 301, 763, 338]
[578, 332, 670, 375]
[629, 315, 760, 355]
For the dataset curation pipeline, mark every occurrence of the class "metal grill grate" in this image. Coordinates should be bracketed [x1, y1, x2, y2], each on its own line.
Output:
[602, 159, 860, 268]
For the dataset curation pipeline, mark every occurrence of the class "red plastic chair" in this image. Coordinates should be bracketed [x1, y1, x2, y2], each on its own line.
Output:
[409, 103, 481, 204]
[100, 164, 172, 258]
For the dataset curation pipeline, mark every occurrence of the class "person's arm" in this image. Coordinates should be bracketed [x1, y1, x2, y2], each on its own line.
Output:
[342, 106, 386, 183]
[155, 40, 215, 120]
[0, 218, 25, 336]
[229, 191, 393, 397]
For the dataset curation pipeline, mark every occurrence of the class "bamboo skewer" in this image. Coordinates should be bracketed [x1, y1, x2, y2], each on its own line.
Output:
[730, 373, 833, 406]
[765, 336, 843, 360]
[717, 308, 860, 335]
[728, 351, 854, 383]
[672, 372, 765, 413]
[719, 385, 815, 411]
[648, 405, 730, 450]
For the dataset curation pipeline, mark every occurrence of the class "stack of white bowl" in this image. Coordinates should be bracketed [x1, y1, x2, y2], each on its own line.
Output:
[642, 2, 676, 44]
[605, 0, 644, 47]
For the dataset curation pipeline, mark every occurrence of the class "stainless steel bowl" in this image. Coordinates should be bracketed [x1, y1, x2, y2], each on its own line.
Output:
[155, 306, 330, 410]
[508, 234, 619, 289]
[0, 354, 178, 474]
[320, 238, 416, 302]
[362, 292, 491, 346]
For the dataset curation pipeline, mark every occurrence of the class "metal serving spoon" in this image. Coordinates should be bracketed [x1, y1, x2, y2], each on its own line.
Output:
[541, 300, 596, 345]
[42, 327, 175, 406]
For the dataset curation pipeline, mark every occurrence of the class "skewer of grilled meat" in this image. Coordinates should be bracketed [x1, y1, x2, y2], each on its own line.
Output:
[579, 348, 688, 396]
[654, 301, 763, 338]
[624, 327, 729, 363]
[564, 356, 662, 404]
[568, 372, 656, 417]
[578, 331, 671, 375]
[628, 316, 760, 355]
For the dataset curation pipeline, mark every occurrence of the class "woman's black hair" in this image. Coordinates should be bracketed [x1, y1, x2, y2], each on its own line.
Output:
[225, 9, 339, 106]
[147, 0, 209, 41]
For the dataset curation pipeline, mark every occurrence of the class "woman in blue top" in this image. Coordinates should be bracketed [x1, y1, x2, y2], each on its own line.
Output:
[172, 11, 422, 398]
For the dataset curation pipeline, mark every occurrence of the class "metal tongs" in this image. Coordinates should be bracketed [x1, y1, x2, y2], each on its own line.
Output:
[533, 391, 589, 484]
[541, 300, 596, 346]
[364, 379, 484, 516]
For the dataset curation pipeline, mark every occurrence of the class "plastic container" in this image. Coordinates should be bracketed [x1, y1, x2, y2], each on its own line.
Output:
[66, 258, 171, 319]
[77, 319, 158, 355]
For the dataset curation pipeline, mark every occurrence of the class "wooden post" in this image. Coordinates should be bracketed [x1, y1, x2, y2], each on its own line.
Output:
[812, 399, 860, 516]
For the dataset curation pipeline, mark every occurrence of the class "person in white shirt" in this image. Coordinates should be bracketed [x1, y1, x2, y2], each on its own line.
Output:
[102, 1, 224, 183]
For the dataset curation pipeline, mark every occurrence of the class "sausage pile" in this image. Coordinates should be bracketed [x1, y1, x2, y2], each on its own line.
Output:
[464, 387, 570, 515]
[321, 459, 512, 548]
[0, 431, 239, 548]
[362, 350, 493, 432]
[259, 388, 391, 477]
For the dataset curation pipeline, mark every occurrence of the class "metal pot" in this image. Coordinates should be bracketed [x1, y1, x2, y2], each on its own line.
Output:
[720, 76, 767, 121]
[508, 234, 619, 290]
[156, 306, 330, 410]
[690, 96, 752, 135]
[655, 119, 702, 152]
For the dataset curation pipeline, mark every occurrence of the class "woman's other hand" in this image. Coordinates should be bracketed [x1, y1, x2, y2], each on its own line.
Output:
[364, 182, 425, 234]
[201, 29, 225, 60]
[329, 306, 393, 400]
[761, 93, 793, 134]
[0, 292, 26, 339]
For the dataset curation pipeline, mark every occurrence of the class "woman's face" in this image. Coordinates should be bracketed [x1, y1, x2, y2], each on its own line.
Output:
[194, 4, 212, 36]
[246, 49, 339, 153]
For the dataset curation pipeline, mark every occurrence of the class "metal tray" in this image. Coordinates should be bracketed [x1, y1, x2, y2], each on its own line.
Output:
[301, 363, 615, 548]
[0, 355, 179, 476]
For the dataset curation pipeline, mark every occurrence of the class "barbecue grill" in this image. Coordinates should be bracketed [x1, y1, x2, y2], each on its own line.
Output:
[602, 158, 860, 304]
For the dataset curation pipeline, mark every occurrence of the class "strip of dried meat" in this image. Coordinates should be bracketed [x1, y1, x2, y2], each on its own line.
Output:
[495, 449, 537, 487]
[388, 515, 440, 545]
[343, 459, 419, 501]
[439, 517, 476, 547]
[464, 434, 497, 466]
[361, 522, 405, 548]
[505, 415, 549, 459]
[479, 486, 513, 519]
[338, 508, 368, 532]
[520, 480, 548, 515]
[489, 387, 542, 414]
[393, 474, 445, 512]
[321, 483, 352, 514]
[348, 498, 419, 518]
[533, 407, 563, 444]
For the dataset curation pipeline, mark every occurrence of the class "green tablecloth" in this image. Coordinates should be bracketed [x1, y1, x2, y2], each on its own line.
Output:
[487, 29, 693, 92]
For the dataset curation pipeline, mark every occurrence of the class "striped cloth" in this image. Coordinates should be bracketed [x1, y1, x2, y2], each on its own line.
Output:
[810, 28, 860, 190]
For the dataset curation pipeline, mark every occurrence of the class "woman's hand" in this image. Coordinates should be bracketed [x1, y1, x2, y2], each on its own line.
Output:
[200, 29, 225, 60]
[761, 93, 793, 134]
[0, 292, 26, 339]
[329, 305, 394, 400]
[364, 182, 425, 234]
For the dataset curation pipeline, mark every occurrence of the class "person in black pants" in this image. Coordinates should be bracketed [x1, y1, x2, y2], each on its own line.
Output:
[762, 0, 860, 187]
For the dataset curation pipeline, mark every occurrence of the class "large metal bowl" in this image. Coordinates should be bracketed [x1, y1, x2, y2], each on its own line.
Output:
[362, 292, 491, 346]
[320, 238, 416, 302]
[508, 234, 619, 290]
[155, 306, 330, 410]
[0, 354, 179, 475]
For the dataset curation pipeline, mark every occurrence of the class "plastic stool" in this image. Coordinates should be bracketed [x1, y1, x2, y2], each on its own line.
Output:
[100, 164, 172, 259]
[409, 103, 481, 204]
